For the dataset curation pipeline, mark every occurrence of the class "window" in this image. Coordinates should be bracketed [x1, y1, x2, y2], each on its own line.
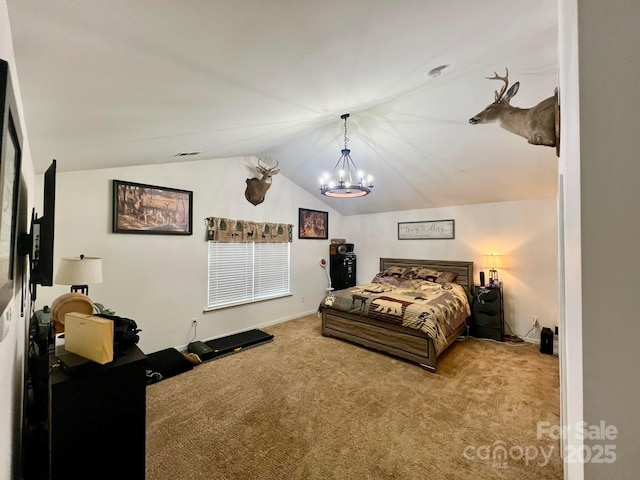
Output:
[207, 241, 290, 310]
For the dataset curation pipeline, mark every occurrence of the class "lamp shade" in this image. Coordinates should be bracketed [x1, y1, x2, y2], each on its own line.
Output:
[483, 254, 503, 270]
[55, 256, 103, 286]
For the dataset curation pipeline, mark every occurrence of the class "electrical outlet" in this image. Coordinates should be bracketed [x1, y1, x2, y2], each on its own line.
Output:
[192, 318, 198, 327]
[532, 316, 539, 328]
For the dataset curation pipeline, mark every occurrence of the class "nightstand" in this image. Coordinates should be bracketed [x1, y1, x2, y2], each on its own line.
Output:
[470, 285, 504, 341]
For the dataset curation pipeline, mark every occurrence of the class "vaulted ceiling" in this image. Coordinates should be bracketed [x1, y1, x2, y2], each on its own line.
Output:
[7, 0, 558, 216]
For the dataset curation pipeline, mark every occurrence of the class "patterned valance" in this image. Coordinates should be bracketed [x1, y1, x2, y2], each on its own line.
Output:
[205, 217, 292, 243]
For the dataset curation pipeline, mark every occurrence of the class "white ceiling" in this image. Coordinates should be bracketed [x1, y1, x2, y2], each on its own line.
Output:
[7, 0, 559, 216]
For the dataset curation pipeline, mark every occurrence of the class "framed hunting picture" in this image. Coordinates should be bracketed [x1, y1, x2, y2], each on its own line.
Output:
[113, 180, 193, 235]
[298, 208, 328, 239]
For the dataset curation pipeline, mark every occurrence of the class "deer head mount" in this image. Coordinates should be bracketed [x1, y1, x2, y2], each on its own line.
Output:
[244, 158, 280, 206]
[469, 68, 557, 148]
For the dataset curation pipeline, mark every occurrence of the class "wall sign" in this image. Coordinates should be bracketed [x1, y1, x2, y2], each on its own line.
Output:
[398, 220, 455, 240]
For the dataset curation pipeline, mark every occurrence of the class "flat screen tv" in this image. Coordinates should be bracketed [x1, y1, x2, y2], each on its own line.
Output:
[30, 159, 56, 286]
[17, 159, 56, 291]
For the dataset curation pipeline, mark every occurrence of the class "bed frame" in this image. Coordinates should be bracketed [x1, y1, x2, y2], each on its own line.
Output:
[321, 258, 474, 372]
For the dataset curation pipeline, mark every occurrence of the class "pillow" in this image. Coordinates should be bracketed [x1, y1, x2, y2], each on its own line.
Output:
[381, 266, 408, 277]
[436, 271, 458, 284]
[400, 267, 419, 279]
[412, 267, 458, 284]
[371, 273, 404, 286]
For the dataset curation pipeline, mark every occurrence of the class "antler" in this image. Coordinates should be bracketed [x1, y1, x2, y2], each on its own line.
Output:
[257, 158, 279, 172]
[486, 67, 509, 103]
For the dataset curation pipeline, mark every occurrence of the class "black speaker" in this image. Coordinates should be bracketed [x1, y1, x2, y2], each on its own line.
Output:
[479, 271, 485, 287]
[540, 327, 554, 355]
[337, 243, 354, 255]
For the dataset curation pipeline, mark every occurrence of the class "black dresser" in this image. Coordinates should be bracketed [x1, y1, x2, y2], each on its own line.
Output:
[470, 286, 504, 341]
[49, 344, 146, 479]
[330, 253, 356, 290]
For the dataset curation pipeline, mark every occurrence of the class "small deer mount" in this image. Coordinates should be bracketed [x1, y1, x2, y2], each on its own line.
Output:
[469, 68, 557, 148]
[244, 158, 280, 206]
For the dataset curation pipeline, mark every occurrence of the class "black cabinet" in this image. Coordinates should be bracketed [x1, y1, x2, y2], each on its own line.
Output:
[330, 253, 356, 290]
[470, 286, 504, 341]
[49, 345, 146, 479]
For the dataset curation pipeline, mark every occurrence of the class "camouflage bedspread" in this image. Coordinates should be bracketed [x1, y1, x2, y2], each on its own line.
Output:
[319, 276, 471, 355]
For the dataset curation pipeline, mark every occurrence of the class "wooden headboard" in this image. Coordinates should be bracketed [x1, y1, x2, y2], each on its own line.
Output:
[379, 258, 474, 290]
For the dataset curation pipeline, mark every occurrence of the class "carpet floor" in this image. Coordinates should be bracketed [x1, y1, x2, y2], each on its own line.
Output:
[146, 314, 561, 479]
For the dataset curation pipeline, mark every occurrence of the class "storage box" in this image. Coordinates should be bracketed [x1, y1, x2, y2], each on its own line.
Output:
[64, 313, 114, 364]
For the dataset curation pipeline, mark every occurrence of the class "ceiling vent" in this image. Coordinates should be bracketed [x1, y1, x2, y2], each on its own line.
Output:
[425, 64, 449, 79]
[174, 151, 200, 157]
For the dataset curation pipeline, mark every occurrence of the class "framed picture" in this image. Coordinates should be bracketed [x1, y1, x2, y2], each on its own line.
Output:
[0, 59, 23, 318]
[112, 180, 193, 235]
[398, 219, 455, 240]
[298, 208, 328, 239]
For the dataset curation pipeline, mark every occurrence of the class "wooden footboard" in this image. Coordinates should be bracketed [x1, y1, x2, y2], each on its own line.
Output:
[321, 309, 467, 371]
[320, 258, 473, 372]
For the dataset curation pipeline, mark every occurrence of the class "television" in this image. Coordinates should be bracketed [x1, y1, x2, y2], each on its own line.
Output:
[18, 159, 57, 291]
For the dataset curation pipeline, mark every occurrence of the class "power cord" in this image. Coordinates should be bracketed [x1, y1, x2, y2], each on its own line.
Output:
[188, 320, 197, 344]
[474, 336, 528, 347]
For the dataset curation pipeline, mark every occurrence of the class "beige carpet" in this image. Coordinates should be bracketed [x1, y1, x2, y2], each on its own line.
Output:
[146, 315, 561, 479]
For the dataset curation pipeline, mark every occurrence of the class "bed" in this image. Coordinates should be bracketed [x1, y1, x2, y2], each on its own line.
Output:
[319, 258, 474, 372]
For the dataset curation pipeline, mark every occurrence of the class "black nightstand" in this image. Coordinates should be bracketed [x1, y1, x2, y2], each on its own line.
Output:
[470, 285, 504, 341]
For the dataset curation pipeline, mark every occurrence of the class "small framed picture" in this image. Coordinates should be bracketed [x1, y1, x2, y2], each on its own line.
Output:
[112, 180, 193, 235]
[298, 208, 328, 239]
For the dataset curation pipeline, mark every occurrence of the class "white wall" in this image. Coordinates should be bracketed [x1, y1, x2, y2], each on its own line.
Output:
[39, 157, 560, 353]
[572, 1, 640, 478]
[0, 1, 35, 478]
[343, 198, 559, 339]
[35, 157, 342, 353]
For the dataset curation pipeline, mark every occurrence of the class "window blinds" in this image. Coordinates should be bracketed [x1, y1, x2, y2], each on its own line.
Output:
[207, 241, 290, 310]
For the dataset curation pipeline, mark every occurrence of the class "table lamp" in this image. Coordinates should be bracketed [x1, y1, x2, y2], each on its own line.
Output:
[483, 254, 502, 286]
[54, 254, 103, 295]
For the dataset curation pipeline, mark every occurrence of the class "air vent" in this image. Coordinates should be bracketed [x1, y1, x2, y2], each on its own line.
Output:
[174, 151, 201, 157]
[425, 64, 449, 79]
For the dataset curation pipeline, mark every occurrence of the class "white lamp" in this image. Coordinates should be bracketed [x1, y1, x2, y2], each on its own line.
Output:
[54, 254, 103, 295]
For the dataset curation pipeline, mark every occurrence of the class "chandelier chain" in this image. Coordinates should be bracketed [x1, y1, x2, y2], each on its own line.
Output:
[344, 115, 349, 150]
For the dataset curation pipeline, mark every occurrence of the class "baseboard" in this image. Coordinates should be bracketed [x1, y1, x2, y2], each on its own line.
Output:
[253, 309, 319, 330]
[176, 309, 318, 352]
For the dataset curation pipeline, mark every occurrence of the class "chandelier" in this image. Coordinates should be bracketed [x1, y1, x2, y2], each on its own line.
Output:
[319, 113, 374, 198]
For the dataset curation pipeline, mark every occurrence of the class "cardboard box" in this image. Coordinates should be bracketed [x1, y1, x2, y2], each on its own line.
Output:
[64, 313, 114, 364]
